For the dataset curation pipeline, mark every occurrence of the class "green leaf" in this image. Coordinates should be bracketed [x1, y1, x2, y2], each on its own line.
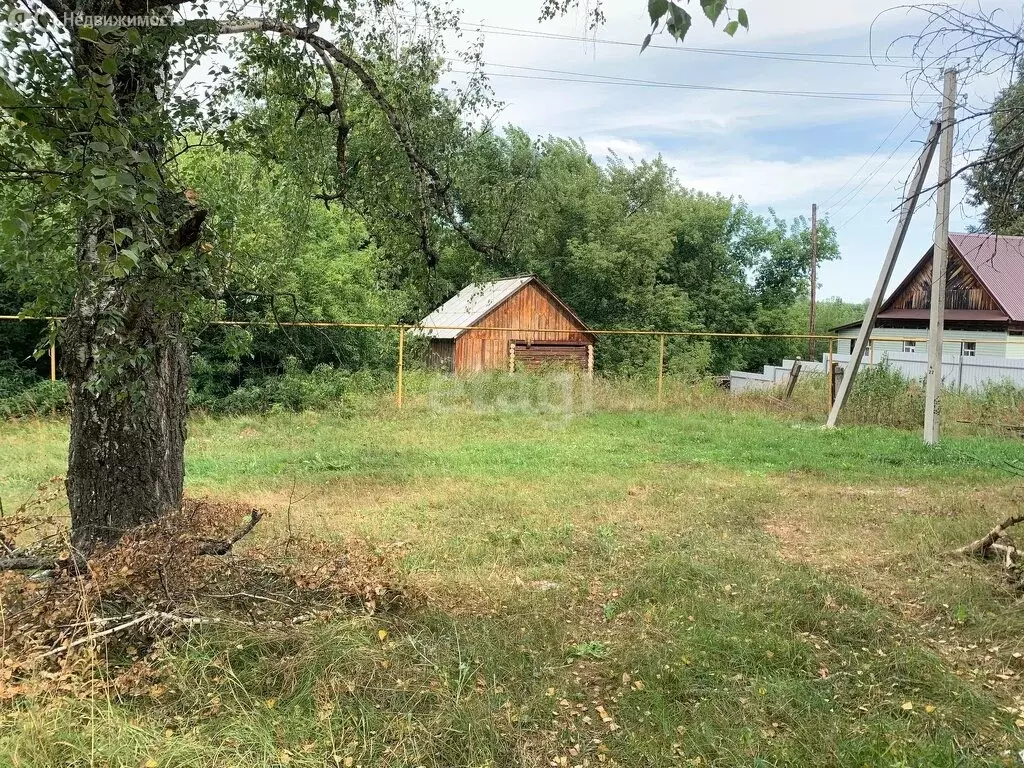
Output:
[666, 4, 692, 41]
[101, 57, 118, 76]
[641, 33, 653, 54]
[737, 8, 749, 29]
[725, 20, 739, 36]
[648, 0, 669, 23]
[701, 0, 727, 24]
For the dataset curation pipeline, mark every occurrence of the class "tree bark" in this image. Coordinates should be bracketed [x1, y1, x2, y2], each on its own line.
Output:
[63, 261, 189, 549]
[56, 23, 196, 550]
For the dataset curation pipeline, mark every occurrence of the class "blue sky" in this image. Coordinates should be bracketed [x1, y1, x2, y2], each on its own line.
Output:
[443, 0, 1018, 301]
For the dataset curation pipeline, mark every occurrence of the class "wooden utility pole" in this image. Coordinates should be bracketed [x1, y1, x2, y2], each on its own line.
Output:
[924, 69, 957, 446]
[825, 120, 941, 429]
[396, 326, 405, 409]
[809, 203, 818, 360]
[657, 334, 665, 406]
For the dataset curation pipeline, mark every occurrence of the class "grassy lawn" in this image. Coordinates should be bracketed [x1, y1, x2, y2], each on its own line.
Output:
[2, 403, 1024, 766]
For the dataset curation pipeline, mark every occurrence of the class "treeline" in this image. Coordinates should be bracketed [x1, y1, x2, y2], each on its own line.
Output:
[1, 127, 854, 407]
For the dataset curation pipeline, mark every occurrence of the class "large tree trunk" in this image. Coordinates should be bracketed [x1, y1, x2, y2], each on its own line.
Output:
[59, 25, 197, 550]
[63, 252, 190, 549]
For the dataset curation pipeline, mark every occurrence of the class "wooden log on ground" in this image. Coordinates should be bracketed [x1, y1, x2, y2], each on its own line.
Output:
[953, 514, 1024, 556]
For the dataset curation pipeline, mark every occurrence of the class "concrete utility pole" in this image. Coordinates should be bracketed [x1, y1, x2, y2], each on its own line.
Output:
[825, 120, 941, 429]
[924, 69, 958, 446]
[809, 203, 818, 360]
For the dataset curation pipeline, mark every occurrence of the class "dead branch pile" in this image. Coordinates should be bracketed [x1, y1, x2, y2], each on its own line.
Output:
[0, 499, 411, 699]
[952, 514, 1024, 587]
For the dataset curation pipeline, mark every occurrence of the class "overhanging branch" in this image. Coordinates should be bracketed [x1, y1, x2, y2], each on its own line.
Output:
[203, 17, 501, 260]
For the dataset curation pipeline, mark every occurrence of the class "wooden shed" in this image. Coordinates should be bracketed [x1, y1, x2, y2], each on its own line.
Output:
[412, 275, 596, 375]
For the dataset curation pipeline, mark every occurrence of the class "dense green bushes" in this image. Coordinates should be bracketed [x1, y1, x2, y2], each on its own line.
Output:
[188, 359, 387, 415]
[0, 360, 68, 417]
[0, 357, 388, 418]
[844, 362, 927, 430]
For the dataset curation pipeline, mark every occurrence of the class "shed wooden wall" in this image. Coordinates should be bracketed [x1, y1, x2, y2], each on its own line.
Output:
[889, 251, 1002, 312]
[428, 340, 455, 372]
[454, 282, 592, 373]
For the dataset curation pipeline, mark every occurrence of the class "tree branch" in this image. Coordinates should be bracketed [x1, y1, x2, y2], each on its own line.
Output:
[197, 509, 263, 555]
[952, 514, 1024, 556]
[204, 18, 501, 259]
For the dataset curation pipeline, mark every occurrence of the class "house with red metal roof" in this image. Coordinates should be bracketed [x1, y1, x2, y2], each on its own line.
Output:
[834, 233, 1024, 360]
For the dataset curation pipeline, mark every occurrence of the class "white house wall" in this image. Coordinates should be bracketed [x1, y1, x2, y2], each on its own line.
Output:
[835, 327, 1014, 359]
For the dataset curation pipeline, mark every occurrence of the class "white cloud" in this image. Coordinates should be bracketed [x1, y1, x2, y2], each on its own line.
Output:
[666, 151, 921, 206]
[581, 136, 650, 158]
[443, 0, 1015, 299]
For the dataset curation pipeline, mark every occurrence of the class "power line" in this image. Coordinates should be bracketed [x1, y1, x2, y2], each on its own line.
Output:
[819, 107, 916, 209]
[448, 65, 915, 104]
[458, 20, 917, 69]
[835, 148, 923, 229]
[485, 62, 911, 98]
[826, 117, 931, 217]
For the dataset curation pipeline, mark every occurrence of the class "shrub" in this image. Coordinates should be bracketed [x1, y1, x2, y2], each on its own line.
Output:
[843, 362, 925, 430]
[188, 358, 385, 415]
[0, 380, 69, 418]
[0, 359, 42, 399]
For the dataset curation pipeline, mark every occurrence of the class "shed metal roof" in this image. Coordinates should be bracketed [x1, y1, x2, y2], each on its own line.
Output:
[832, 309, 1010, 332]
[410, 276, 535, 339]
[875, 308, 1010, 323]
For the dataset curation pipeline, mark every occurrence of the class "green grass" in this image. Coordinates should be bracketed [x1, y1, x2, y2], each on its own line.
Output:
[2, 401, 1024, 767]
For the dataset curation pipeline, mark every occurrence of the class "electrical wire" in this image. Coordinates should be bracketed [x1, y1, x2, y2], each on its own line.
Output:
[447, 65, 915, 104]
[835, 147, 925, 229]
[819, 107, 916, 210]
[826, 117, 932, 218]
[413, 14, 920, 69]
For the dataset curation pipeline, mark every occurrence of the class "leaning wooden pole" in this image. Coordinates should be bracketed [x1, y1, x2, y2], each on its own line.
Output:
[825, 120, 941, 429]
[924, 69, 958, 446]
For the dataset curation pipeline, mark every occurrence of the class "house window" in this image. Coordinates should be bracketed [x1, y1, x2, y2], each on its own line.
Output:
[902, 340, 917, 353]
[961, 341, 977, 357]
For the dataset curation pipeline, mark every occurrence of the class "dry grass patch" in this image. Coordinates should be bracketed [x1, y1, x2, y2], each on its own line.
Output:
[764, 473, 1024, 711]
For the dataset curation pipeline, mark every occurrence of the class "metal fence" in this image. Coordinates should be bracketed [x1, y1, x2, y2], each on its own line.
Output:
[4, 315, 1024, 408]
[731, 347, 1024, 394]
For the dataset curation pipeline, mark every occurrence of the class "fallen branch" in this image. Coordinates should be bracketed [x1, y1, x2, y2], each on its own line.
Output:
[36, 612, 157, 659]
[37, 611, 217, 659]
[953, 514, 1024, 556]
[990, 542, 1021, 569]
[197, 510, 264, 555]
[0, 552, 86, 573]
